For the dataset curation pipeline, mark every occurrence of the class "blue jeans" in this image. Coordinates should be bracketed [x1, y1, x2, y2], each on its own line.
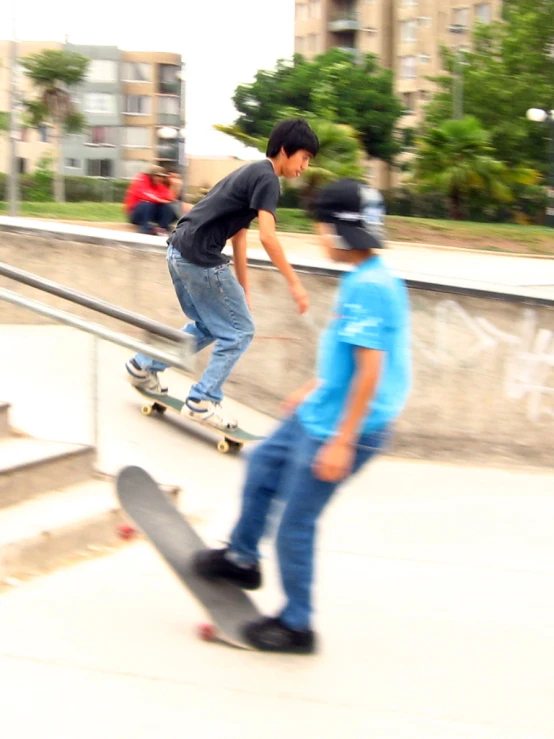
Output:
[229, 414, 387, 630]
[134, 245, 254, 403]
[130, 201, 174, 233]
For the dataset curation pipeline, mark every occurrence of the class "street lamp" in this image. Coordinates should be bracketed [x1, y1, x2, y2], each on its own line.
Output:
[158, 126, 187, 195]
[8, 2, 19, 216]
[526, 107, 554, 228]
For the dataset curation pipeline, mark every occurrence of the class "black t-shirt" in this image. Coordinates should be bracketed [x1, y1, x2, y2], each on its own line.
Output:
[170, 159, 281, 267]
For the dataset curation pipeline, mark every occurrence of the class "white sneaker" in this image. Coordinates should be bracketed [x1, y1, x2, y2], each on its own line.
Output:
[125, 359, 168, 395]
[183, 398, 238, 430]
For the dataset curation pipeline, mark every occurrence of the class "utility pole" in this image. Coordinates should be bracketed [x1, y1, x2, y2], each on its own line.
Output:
[448, 24, 466, 120]
[8, 5, 19, 216]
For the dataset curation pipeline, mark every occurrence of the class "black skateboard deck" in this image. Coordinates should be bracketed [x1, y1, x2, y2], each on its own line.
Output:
[116, 465, 260, 648]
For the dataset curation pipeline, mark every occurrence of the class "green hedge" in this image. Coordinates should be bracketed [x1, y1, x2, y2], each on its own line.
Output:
[384, 186, 548, 225]
[0, 172, 547, 225]
[0, 173, 129, 203]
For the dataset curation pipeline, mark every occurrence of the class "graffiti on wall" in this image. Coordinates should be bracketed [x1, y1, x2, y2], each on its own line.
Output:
[414, 299, 554, 422]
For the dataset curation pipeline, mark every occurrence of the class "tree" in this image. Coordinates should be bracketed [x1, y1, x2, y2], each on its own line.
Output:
[228, 49, 404, 164]
[216, 114, 365, 208]
[21, 49, 89, 202]
[423, 0, 554, 173]
[412, 116, 538, 220]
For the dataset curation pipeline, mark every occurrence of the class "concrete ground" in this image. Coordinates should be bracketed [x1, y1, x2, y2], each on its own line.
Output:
[1, 326, 554, 738]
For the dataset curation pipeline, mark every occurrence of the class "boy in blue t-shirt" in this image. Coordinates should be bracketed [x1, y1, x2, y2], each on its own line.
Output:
[194, 178, 412, 653]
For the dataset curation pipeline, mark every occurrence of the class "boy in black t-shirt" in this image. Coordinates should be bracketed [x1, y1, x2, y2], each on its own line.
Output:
[126, 118, 319, 430]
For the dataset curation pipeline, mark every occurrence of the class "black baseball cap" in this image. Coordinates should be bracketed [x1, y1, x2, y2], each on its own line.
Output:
[314, 178, 385, 250]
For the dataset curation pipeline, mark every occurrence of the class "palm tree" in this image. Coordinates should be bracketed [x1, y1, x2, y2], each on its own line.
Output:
[215, 113, 365, 209]
[21, 50, 89, 202]
[412, 116, 537, 219]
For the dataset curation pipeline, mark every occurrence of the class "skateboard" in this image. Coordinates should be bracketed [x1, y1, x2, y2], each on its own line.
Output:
[115, 465, 261, 649]
[133, 387, 265, 454]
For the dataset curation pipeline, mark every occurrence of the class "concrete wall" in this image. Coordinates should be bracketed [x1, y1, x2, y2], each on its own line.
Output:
[1, 229, 553, 467]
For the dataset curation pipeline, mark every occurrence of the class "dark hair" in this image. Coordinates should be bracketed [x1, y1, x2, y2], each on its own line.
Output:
[266, 118, 319, 158]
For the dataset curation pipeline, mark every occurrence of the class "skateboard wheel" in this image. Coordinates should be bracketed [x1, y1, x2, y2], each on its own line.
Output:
[217, 440, 230, 454]
[152, 402, 166, 414]
[198, 623, 217, 641]
[141, 404, 154, 416]
[116, 524, 136, 540]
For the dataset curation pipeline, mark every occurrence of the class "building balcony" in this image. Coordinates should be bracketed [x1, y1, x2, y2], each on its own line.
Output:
[336, 46, 358, 56]
[158, 81, 181, 95]
[157, 112, 181, 126]
[328, 10, 360, 33]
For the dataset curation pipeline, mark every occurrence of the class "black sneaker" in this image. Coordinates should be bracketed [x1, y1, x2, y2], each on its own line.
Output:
[193, 548, 261, 590]
[243, 617, 316, 654]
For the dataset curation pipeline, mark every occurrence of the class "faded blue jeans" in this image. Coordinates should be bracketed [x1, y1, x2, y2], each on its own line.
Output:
[133, 244, 254, 403]
[229, 414, 387, 630]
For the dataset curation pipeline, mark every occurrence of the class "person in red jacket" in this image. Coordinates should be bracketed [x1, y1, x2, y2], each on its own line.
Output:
[123, 165, 176, 235]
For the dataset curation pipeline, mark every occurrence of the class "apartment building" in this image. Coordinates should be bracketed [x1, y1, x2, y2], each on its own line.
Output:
[294, 0, 503, 183]
[0, 41, 184, 179]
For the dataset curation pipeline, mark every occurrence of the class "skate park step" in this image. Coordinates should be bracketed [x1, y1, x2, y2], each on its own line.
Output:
[0, 403, 10, 439]
[0, 437, 96, 509]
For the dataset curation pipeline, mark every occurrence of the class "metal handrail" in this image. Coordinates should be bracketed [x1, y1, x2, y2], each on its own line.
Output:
[0, 288, 193, 372]
[0, 261, 188, 346]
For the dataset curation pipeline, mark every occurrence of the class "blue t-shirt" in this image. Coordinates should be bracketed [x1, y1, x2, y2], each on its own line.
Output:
[297, 255, 411, 439]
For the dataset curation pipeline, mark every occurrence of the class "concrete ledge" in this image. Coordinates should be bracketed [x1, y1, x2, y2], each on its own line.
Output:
[1, 217, 553, 467]
[1, 215, 553, 305]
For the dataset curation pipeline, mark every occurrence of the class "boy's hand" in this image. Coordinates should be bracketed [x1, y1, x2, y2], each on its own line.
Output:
[280, 387, 308, 416]
[289, 281, 309, 314]
[313, 439, 355, 482]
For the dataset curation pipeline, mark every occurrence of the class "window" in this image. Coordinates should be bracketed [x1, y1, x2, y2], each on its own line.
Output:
[84, 93, 116, 114]
[159, 65, 179, 84]
[38, 124, 49, 143]
[158, 96, 179, 115]
[158, 64, 181, 94]
[296, 2, 308, 21]
[121, 160, 149, 179]
[86, 159, 114, 177]
[452, 8, 469, 28]
[418, 16, 431, 27]
[124, 95, 151, 115]
[401, 20, 418, 43]
[17, 158, 27, 174]
[86, 126, 117, 146]
[402, 92, 416, 112]
[400, 56, 417, 79]
[295, 36, 306, 54]
[86, 60, 117, 83]
[122, 62, 151, 82]
[20, 127, 28, 142]
[419, 53, 431, 63]
[122, 127, 150, 147]
[308, 34, 319, 53]
[309, 0, 320, 19]
[474, 3, 491, 23]
[65, 158, 81, 168]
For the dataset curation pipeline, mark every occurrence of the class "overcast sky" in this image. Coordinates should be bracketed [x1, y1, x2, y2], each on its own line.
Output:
[10, 0, 295, 155]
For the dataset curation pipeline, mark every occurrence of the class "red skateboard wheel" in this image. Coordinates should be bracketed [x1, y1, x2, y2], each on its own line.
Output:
[198, 623, 217, 641]
[116, 524, 136, 540]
